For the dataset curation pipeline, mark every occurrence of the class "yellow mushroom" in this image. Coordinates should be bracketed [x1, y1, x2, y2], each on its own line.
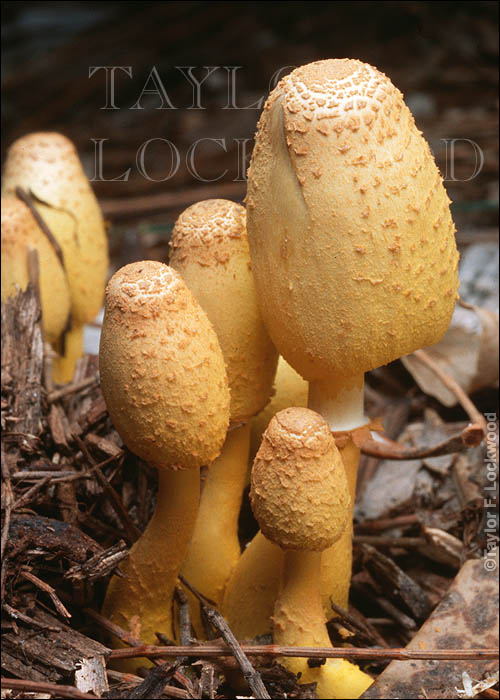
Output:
[169, 199, 277, 634]
[1, 195, 70, 345]
[2, 132, 109, 383]
[249, 356, 308, 465]
[250, 408, 373, 699]
[99, 261, 230, 670]
[224, 58, 459, 637]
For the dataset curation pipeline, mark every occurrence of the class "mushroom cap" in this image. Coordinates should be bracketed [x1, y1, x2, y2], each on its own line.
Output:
[250, 407, 350, 551]
[2, 132, 108, 325]
[170, 199, 278, 421]
[1, 195, 71, 344]
[99, 261, 230, 470]
[250, 356, 308, 463]
[246, 59, 459, 382]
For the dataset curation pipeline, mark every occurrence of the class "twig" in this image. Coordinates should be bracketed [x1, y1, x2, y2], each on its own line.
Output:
[53, 452, 125, 484]
[355, 514, 419, 533]
[27, 248, 43, 328]
[0, 445, 13, 603]
[20, 568, 72, 618]
[353, 535, 427, 548]
[48, 376, 99, 403]
[75, 436, 141, 543]
[2, 602, 61, 631]
[0, 471, 13, 565]
[11, 476, 51, 510]
[1, 678, 96, 699]
[481, 690, 499, 699]
[329, 601, 389, 648]
[83, 607, 163, 668]
[15, 186, 65, 267]
[65, 540, 128, 581]
[179, 574, 270, 699]
[201, 608, 271, 700]
[105, 668, 192, 699]
[12, 470, 77, 480]
[411, 349, 487, 441]
[125, 663, 182, 700]
[175, 586, 193, 646]
[108, 644, 499, 662]
[360, 428, 484, 460]
[351, 582, 417, 631]
[100, 182, 245, 219]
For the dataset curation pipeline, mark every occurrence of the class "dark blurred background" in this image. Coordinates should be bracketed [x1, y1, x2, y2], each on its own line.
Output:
[2, 1, 498, 268]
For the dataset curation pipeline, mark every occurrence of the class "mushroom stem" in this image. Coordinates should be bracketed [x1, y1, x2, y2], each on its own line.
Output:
[276, 550, 324, 645]
[52, 323, 84, 384]
[180, 421, 251, 634]
[103, 467, 200, 672]
[320, 437, 360, 611]
[275, 549, 372, 699]
[308, 373, 367, 431]
[308, 375, 368, 611]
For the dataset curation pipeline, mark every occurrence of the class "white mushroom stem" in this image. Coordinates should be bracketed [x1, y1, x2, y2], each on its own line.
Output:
[308, 373, 367, 432]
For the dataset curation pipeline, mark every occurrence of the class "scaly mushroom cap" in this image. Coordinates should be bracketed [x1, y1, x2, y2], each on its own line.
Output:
[170, 199, 278, 421]
[99, 261, 230, 469]
[246, 59, 459, 381]
[2, 132, 108, 326]
[250, 407, 350, 551]
[1, 195, 71, 344]
[250, 355, 308, 463]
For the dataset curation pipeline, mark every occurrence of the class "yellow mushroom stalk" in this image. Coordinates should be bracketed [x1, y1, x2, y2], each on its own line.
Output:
[250, 408, 373, 699]
[2, 132, 109, 383]
[169, 199, 277, 633]
[99, 261, 230, 670]
[1, 195, 71, 345]
[224, 58, 459, 637]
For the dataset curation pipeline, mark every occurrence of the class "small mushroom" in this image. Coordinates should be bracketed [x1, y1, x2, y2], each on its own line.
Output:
[169, 199, 277, 633]
[99, 261, 230, 669]
[250, 408, 372, 699]
[1, 195, 71, 345]
[249, 355, 308, 464]
[224, 58, 459, 636]
[2, 132, 109, 383]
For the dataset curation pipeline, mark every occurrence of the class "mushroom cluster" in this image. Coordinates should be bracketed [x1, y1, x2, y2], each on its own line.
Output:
[224, 57, 459, 640]
[4, 55, 457, 697]
[2, 132, 109, 383]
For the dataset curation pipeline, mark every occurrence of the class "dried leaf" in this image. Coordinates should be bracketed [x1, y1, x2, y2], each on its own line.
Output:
[361, 555, 499, 699]
[402, 304, 499, 407]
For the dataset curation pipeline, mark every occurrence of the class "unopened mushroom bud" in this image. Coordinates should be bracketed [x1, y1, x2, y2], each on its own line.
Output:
[100, 261, 230, 670]
[1, 195, 70, 345]
[250, 356, 308, 464]
[169, 199, 277, 632]
[225, 58, 460, 636]
[2, 132, 109, 383]
[250, 408, 372, 699]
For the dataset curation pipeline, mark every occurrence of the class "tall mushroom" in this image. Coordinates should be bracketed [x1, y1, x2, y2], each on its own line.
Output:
[251, 408, 373, 698]
[169, 199, 277, 632]
[224, 58, 459, 636]
[2, 132, 109, 383]
[1, 195, 71, 345]
[99, 261, 230, 668]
